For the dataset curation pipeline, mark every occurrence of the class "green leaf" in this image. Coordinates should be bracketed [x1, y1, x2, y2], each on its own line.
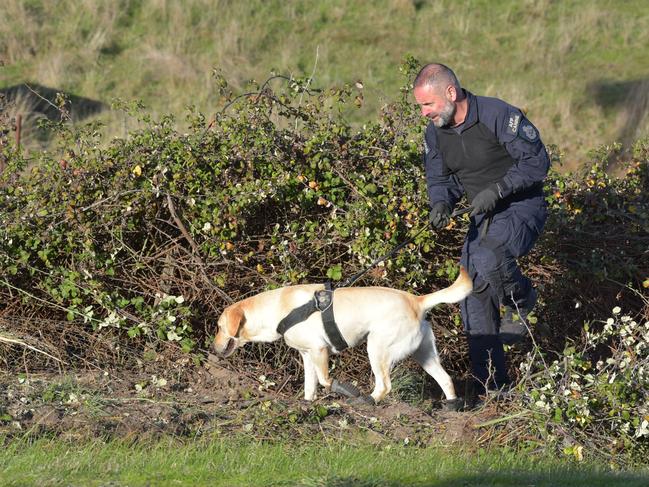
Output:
[326, 264, 343, 281]
[127, 327, 141, 338]
[181, 338, 195, 353]
[316, 405, 328, 419]
[364, 183, 377, 194]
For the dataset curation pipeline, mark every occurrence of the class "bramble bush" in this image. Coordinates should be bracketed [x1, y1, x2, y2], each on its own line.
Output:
[499, 305, 649, 465]
[0, 61, 470, 364]
[0, 59, 647, 460]
[494, 140, 649, 465]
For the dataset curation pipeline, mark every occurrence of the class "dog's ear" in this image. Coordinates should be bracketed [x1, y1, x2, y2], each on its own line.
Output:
[223, 304, 246, 337]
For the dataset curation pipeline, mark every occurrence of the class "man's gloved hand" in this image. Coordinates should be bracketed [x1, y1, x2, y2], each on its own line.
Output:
[429, 201, 451, 230]
[470, 184, 500, 216]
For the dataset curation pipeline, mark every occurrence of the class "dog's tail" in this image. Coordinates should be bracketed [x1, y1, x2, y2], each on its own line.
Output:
[417, 266, 472, 312]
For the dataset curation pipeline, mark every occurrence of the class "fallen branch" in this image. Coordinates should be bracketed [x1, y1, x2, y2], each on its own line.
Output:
[166, 192, 234, 305]
[472, 410, 529, 429]
[166, 192, 201, 255]
[0, 332, 66, 364]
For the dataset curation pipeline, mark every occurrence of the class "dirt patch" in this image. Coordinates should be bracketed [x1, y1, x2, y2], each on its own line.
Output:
[0, 358, 500, 447]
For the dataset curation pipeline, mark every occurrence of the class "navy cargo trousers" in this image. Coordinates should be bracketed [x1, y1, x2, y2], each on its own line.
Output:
[459, 196, 547, 392]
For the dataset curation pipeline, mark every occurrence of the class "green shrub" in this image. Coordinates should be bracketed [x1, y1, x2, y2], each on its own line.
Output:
[0, 63, 469, 360]
[513, 306, 649, 464]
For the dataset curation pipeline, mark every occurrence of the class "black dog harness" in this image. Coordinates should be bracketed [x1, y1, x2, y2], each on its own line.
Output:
[275, 207, 477, 352]
[276, 283, 348, 351]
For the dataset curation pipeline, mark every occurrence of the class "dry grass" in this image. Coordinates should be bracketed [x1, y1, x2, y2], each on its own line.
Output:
[617, 79, 649, 145]
[1, 0, 649, 166]
[1, 90, 48, 150]
[0, 2, 40, 64]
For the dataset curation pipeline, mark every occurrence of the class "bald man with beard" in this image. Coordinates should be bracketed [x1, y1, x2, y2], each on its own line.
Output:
[414, 63, 550, 405]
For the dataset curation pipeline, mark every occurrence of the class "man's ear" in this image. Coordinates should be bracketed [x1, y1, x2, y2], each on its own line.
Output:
[224, 304, 246, 337]
[446, 85, 457, 102]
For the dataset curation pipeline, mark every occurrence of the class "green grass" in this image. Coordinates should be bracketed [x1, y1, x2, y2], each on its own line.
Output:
[1, 436, 648, 486]
[2, 0, 649, 167]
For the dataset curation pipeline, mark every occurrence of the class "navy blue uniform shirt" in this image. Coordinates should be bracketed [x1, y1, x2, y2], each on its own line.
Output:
[423, 90, 550, 209]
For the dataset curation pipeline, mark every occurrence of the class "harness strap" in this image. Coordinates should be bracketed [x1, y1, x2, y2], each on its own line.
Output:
[277, 300, 318, 335]
[276, 283, 349, 352]
[319, 283, 348, 351]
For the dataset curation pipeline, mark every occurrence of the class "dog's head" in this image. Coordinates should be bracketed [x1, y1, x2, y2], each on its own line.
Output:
[212, 303, 246, 357]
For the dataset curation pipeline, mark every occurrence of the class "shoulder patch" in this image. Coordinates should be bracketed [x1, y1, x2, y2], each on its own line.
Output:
[518, 121, 538, 142]
[424, 138, 430, 155]
[506, 112, 521, 136]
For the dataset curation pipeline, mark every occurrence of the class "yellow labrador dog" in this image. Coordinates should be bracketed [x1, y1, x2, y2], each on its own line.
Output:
[212, 267, 471, 407]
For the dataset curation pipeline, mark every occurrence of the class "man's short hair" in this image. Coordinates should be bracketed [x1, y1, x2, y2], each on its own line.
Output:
[413, 63, 461, 92]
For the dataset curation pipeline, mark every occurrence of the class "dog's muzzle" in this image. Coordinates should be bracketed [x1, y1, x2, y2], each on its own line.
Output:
[212, 335, 238, 357]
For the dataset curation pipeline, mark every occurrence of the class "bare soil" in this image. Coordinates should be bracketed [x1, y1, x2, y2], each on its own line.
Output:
[0, 356, 501, 447]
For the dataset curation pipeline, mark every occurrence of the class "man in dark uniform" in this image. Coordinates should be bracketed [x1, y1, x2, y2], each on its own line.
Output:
[413, 63, 550, 401]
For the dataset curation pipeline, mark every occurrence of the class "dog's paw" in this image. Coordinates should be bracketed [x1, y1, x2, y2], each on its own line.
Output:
[347, 394, 375, 406]
[331, 379, 361, 398]
[442, 397, 464, 412]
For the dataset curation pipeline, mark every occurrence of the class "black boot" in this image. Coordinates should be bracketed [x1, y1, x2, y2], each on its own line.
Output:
[466, 334, 510, 397]
[500, 287, 537, 345]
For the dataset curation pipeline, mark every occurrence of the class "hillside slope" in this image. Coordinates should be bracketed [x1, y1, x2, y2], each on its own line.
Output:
[1, 0, 649, 165]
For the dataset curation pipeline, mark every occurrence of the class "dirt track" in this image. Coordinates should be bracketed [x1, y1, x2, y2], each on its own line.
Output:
[0, 358, 495, 447]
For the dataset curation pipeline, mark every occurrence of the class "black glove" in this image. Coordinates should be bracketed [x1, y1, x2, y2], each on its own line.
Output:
[470, 185, 500, 216]
[429, 202, 451, 230]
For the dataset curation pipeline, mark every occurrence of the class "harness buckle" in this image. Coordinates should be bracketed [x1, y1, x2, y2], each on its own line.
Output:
[314, 289, 333, 312]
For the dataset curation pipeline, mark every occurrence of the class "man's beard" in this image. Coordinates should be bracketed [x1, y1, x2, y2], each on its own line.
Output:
[433, 99, 456, 128]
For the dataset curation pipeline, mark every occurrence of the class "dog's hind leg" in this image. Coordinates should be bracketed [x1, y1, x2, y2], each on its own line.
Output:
[299, 350, 319, 400]
[412, 323, 457, 401]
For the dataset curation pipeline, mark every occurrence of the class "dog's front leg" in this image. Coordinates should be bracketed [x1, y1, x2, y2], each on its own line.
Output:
[309, 347, 332, 392]
[299, 351, 319, 400]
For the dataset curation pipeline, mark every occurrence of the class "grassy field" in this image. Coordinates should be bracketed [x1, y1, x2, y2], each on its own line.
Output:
[2, 436, 648, 486]
[1, 0, 649, 166]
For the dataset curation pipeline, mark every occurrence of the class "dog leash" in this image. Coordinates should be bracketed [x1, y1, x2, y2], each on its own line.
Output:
[332, 206, 473, 290]
[276, 206, 472, 350]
